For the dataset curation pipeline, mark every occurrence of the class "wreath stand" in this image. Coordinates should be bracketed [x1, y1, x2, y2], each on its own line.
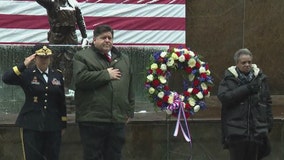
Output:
[165, 114, 193, 160]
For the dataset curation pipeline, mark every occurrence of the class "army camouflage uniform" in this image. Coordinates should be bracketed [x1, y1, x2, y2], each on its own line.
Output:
[36, 0, 87, 44]
[36, 0, 88, 87]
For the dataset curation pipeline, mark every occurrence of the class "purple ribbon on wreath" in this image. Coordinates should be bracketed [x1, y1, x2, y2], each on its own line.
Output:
[167, 92, 191, 143]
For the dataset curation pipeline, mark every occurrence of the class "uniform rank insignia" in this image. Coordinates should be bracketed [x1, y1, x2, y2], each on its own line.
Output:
[52, 78, 61, 86]
[33, 96, 38, 103]
[31, 76, 40, 85]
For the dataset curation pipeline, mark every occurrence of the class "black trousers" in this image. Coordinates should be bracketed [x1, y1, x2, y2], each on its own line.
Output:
[21, 128, 62, 160]
[228, 140, 260, 160]
[79, 122, 126, 160]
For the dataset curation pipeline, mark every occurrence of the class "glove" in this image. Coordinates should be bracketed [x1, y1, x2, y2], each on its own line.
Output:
[81, 38, 89, 48]
[247, 80, 260, 94]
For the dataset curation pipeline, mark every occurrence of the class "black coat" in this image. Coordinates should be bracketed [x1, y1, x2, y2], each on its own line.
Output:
[2, 64, 67, 131]
[217, 65, 273, 146]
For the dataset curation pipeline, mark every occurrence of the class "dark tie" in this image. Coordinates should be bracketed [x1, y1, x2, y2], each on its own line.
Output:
[104, 53, 111, 62]
[42, 72, 48, 82]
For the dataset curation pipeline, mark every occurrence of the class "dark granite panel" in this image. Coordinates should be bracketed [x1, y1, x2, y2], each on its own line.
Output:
[244, 0, 284, 94]
[186, 0, 284, 95]
[1, 120, 283, 160]
[186, 0, 245, 95]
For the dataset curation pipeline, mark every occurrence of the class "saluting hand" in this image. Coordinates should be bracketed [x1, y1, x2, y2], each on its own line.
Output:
[107, 67, 121, 80]
[24, 53, 36, 67]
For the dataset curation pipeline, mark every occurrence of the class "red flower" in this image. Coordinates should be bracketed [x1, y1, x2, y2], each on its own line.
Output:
[192, 88, 199, 94]
[200, 73, 207, 79]
[175, 51, 181, 57]
[203, 90, 209, 95]
[162, 95, 169, 102]
[185, 103, 191, 109]
[156, 100, 163, 107]
[156, 68, 163, 75]
[158, 57, 164, 63]
[195, 62, 201, 68]
[184, 54, 190, 60]
[193, 79, 200, 86]
[183, 91, 190, 97]
[164, 85, 170, 91]
[152, 79, 160, 87]
[185, 67, 192, 74]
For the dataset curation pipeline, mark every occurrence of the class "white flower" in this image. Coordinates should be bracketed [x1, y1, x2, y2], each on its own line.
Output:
[188, 58, 196, 68]
[187, 88, 193, 93]
[168, 95, 174, 104]
[151, 63, 158, 70]
[160, 51, 167, 58]
[188, 97, 196, 106]
[178, 55, 185, 62]
[146, 74, 154, 82]
[201, 83, 208, 90]
[194, 105, 200, 112]
[174, 48, 182, 52]
[157, 92, 165, 98]
[148, 87, 155, 94]
[206, 69, 211, 75]
[189, 51, 195, 56]
[167, 57, 174, 67]
[160, 64, 167, 71]
[158, 76, 167, 84]
[196, 92, 204, 99]
[199, 66, 206, 73]
[188, 74, 195, 81]
[179, 95, 185, 101]
[171, 53, 179, 60]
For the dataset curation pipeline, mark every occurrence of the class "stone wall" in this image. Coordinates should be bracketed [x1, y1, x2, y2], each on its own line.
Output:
[1, 119, 283, 160]
[186, 0, 284, 95]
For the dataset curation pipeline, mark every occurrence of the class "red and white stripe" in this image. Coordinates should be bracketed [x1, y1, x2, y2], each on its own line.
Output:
[0, 0, 185, 46]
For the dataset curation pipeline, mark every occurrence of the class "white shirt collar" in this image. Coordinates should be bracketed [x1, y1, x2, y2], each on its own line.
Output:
[38, 68, 49, 74]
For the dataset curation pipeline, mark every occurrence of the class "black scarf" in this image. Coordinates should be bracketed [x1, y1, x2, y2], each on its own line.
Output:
[236, 67, 255, 84]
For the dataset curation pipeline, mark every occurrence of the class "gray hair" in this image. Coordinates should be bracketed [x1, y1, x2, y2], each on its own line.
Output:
[233, 48, 253, 64]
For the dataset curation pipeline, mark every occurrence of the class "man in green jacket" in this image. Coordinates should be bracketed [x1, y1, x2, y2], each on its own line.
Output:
[72, 24, 135, 160]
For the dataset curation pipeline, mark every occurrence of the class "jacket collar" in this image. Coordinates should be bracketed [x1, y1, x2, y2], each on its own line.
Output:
[91, 44, 121, 58]
[227, 64, 260, 78]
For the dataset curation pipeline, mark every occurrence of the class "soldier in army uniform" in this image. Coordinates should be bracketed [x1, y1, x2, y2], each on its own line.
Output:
[36, 0, 89, 88]
[36, 0, 88, 46]
[2, 44, 67, 160]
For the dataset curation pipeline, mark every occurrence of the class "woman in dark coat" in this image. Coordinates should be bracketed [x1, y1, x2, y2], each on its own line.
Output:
[217, 48, 273, 160]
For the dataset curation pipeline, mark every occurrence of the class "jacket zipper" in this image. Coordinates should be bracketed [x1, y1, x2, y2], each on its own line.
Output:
[247, 96, 251, 138]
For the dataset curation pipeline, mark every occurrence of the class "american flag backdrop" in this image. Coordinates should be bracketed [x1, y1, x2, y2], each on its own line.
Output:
[0, 0, 185, 47]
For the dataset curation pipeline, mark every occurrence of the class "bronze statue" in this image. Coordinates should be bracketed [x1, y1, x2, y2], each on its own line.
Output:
[36, 0, 89, 89]
[36, 0, 88, 46]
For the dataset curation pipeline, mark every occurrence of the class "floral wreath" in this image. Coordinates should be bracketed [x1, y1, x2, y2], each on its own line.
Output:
[145, 47, 213, 119]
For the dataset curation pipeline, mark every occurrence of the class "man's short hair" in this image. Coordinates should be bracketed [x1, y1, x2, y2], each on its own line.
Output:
[93, 24, 114, 38]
